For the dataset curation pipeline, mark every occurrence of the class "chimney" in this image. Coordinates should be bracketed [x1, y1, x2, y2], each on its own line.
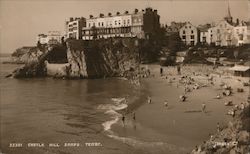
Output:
[108, 13, 112, 16]
[70, 17, 73, 22]
[89, 15, 93, 19]
[134, 8, 138, 14]
[124, 10, 129, 14]
[99, 13, 104, 18]
[116, 12, 120, 15]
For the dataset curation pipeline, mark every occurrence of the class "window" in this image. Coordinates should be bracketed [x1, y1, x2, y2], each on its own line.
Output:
[98, 22, 100, 26]
[191, 30, 194, 34]
[115, 21, 117, 25]
[183, 30, 185, 34]
[89, 23, 91, 27]
[191, 35, 194, 39]
[185, 26, 187, 29]
[217, 29, 220, 33]
[123, 20, 126, 25]
[102, 22, 104, 26]
[189, 26, 191, 28]
[182, 35, 186, 39]
[127, 19, 130, 24]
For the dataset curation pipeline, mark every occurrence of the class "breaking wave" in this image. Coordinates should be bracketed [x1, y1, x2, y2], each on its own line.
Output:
[97, 97, 127, 132]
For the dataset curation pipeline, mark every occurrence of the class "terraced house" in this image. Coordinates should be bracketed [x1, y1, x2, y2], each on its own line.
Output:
[81, 7, 160, 40]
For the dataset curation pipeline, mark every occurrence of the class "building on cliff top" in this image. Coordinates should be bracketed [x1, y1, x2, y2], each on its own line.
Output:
[37, 31, 62, 45]
[81, 7, 160, 40]
[65, 17, 86, 40]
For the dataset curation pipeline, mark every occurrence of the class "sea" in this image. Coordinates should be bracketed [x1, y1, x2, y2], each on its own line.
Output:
[0, 55, 152, 154]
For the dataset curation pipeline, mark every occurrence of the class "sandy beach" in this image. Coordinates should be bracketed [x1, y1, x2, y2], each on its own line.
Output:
[110, 64, 249, 154]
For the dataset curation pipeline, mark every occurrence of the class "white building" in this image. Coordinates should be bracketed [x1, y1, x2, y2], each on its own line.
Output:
[207, 20, 234, 46]
[37, 31, 61, 45]
[233, 22, 250, 46]
[179, 22, 198, 46]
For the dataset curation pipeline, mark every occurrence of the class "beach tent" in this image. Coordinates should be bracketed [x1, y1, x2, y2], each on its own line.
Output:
[229, 65, 250, 77]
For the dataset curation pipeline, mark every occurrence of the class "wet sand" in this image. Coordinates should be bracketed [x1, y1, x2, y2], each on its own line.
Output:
[110, 64, 249, 154]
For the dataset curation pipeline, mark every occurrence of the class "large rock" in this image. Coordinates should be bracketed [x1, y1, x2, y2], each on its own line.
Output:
[66, 38, 140, 78]
[11, 46, 44, 64]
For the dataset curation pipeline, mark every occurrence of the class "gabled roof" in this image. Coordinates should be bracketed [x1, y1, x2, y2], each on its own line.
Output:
[198, 24, 211, 32]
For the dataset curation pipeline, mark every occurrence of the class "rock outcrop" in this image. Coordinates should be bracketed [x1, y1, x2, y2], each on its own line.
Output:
[11, 46, 44, 64]
[66, 38, 140, 78]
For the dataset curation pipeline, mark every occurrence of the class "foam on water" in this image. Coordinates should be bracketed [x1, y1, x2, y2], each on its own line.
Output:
[97, 97, 127, 132]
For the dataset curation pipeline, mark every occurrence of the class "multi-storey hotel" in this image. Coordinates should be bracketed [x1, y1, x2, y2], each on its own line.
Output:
[65, 17, 86, 40]
[65, 8, 160, 40]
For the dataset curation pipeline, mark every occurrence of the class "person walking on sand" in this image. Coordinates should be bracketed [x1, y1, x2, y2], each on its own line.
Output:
[217, 122, 220, 133]
[177, 65, 181, 75]
[133, 112, 136, 121]
[202, 103, 206, 112]
[164, 100, 168, 108]
[160, 67, 163, 76]
[148, 96, 152, 104]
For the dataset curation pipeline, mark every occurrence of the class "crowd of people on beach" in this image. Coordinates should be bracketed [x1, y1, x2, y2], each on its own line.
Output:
[120, 64, 249, 154]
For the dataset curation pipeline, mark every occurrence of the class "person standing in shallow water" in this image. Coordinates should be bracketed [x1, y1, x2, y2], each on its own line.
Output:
[122, 114, 125, 127]
[177, 65, 181, 75]
[202, 103, 206, 112]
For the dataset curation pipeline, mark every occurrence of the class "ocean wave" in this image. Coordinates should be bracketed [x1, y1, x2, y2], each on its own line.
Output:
[97, 97, 128, 132]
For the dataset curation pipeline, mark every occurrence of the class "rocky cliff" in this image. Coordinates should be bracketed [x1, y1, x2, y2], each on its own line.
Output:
[10, 46, 44, 64]
[66, 38, 140, 79]
[9, 38, 140, 79]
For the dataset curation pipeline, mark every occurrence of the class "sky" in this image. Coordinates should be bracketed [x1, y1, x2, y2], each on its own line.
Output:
[0, 0, 249, 53]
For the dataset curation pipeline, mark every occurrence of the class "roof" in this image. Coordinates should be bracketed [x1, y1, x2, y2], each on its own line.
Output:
[229, 65, 250, 72]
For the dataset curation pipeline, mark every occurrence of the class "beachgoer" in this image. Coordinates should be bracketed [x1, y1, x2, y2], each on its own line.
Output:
[160, 67, 163, 76]
[164, 100, 168, 108]
[216, 95, 221, 99]
[240, 102, 245, 110]
[177, 65, 181, 75]
[122, 115, 125, 126]
[179, 95, 186, 102]
[133, 112, 136, 121]
[148, 96, 152, 104]
[217, 122, 220, 132]
[202, 103, 206, 112]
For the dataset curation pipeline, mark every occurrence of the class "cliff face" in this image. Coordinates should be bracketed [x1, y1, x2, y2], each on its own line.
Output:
[66, 38, 140, 78]
[9, 38, 140, 79]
